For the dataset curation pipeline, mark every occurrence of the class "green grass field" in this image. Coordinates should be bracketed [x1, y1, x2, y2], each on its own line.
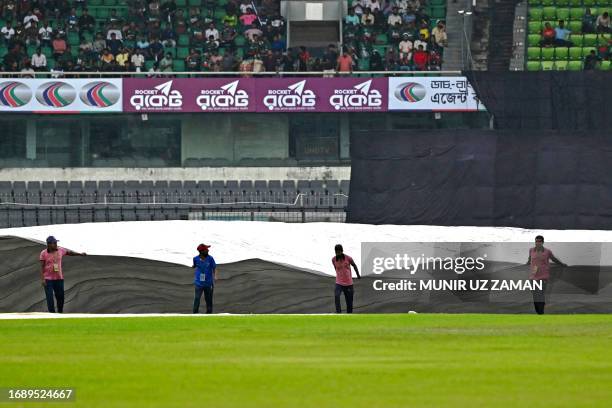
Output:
[1, 314, 611, 407]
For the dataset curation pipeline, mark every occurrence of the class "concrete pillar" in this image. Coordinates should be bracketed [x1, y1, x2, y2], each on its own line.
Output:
[25, 120, 36, 159]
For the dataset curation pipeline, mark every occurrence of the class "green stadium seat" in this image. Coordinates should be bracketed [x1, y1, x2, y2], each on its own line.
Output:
[556, 8, 570, 20]
[89, 0, 103, 5]
[528, 34, 542, 46]
[569, 7, 584, 19]
[583, 0, 596, 6]
[590, 7, 599, 15]
[568, 46, 583, 59]
[528, 0, 541, 5]
[554, 60, 568, 70]
[527, 61, 542, 71]
[432, 6, 445, 19]
[542, 6, 557, 19]
[541, 61, 555, 70]
[188, 0, 202, 5]
[556, 0, 570, 6]
[582, 46, 597, 56]
[178, 34, 190, 46]
[529, 21, 543, 33]
[177, 47, 189, 58]
[144, 60, 155, 71]
[68, 32, 80, 46]
[554, 47, 569, 59]
[598, 60, 611, 71]
[42, 46, 52, 58]
[569, 0, 582, 5]
[173, 59, 186, 71]
[104, 0, 117, 5]
[97, 8, 109, 19]
[568, 20, 582, 32]
[583, 34, 598, 46]
[567, 60, 582, 70]
[176, 0, 187, 6]
[529, 7, 543, 20]
[164, 47, 176, 57]
[598, 34, 611, 46]
[569, 34, 584, 46]
[235, 35, 246, 46]
[541, 0, 554, 5]
[541, 47, 555, 60]
[528, 47, 542, 59]
[375, 33, 388, 45]
[47, 59, 55, 70]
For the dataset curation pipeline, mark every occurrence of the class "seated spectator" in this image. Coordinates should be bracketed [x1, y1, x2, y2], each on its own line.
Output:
[188, 6, 201, 25]
[148, 61, 161, 77]
[161, 23, 177, 47]
[221, 22, 238, 48]
[20, 61, 35, 77]
[263, 49, 277, 71]
[240, 8, 258, 27]
[106, 32, 123, 55]
[174, 9, 188, 34]
[190, 21, 206, 47]
[414, 33, 428, 51]
[160, 51, 174, 72]
[25, 21, 40, 47]
[239, 0, 252, 15]
[66, 8, 78, 31]
[244, 24, 263, 42]
[149, 38, 164, 61]
[123, 22, 140, 42]
[1, 21, 15, 46]
[184, 49, 200, 71]
[388, 8, 402, 26]
[38, 21, 54, 47]
[106, 24, 123, 41]
[31, 47, 47, 70]
[337, 47, 354, 73]
[322, 44, 338, 70]
[205, 23, 220, 41]
[209, 49, 223, 71]
[431, 20, 447, 51]
[3, 1, 17, 21]
[23, 10, 39, 29]
[597, 12, 610, 33]
[52, 34, 67, 58]
[540, 22, 556, 47]
[345, 8, 360, 26]
[161, 0, 177, 23]
[131, 49, 145, 72]
[361, 8, 375, 26]
[221, 49, 238, 71]
[584, 49, 601, 70]
[582, 8, 596, 34]
[100, 48, 115, 70]
[270, 14, 286, 35]
[413, 45, 429, 70]
[554, 20, 573, 47]
[388, 21, 402, 45]
[148, 0, 161, 21]
[370, 48, 384, 70]
[93, 32, 107, 54]
[116, 47, 130, 70]
[399, 33, 413, 59]
[204, 35, 219, 53]
[429, 49, 442, 71]
[107, 9, 124, 28]
[78, 8, 95, 38]
[136, 35, 150, 55]
[223, 11, 238, 27]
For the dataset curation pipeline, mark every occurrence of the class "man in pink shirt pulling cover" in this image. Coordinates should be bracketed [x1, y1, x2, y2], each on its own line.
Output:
[332, 244, 361, 313]
[39, 236, 86, 313]
[526, 235, 567, 315]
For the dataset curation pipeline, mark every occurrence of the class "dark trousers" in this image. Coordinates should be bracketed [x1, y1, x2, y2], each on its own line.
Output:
[44, 279, 65, 313]
[334, 284, 354, 313]
[193, 285, 214, 314]
[532, 280, 548, 315]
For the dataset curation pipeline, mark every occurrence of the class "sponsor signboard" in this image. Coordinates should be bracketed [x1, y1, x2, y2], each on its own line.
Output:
[122, 78, 387, 113]
[388, 76, 485, 111]
[0, 79, 122, 112]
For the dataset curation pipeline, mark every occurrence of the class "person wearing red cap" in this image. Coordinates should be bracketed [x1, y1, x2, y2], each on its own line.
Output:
[192, 244, 217, 313]
[39, 235, 86, 313]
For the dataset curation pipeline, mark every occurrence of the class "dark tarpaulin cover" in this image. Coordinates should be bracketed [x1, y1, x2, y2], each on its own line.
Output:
[346, 129, 612, 229]
[464, 71, 612, 131]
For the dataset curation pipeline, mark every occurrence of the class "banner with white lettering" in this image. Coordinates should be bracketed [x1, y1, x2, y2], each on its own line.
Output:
[388, 76, 485, 111]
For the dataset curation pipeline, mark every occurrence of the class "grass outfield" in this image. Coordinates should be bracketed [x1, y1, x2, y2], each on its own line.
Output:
[1, 315, 611, 407]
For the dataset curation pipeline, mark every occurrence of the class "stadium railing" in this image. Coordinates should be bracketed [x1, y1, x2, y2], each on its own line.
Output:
[0, 70, 464, 77]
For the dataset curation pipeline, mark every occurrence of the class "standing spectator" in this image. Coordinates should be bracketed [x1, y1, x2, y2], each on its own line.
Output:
[596, 12, 610, 33]
[582, 8, 597, 34]
[38, 20, 54, 47]
[31, 47, 47, 70]
[131, 48, 145, 72]
[298, 46, 310, 71]
[337, 47, 354, 73]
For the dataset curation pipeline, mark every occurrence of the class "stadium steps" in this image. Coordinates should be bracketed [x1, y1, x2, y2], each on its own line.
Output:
[488, 0, 522, 70]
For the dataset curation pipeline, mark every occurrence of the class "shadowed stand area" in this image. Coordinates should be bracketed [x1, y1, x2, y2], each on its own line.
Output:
[2, 236, 611, 314]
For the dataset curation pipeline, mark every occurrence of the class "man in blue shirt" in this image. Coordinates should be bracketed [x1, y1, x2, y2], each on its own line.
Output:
[192, 244, 217, 314]
[554, 20, 573, 47]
